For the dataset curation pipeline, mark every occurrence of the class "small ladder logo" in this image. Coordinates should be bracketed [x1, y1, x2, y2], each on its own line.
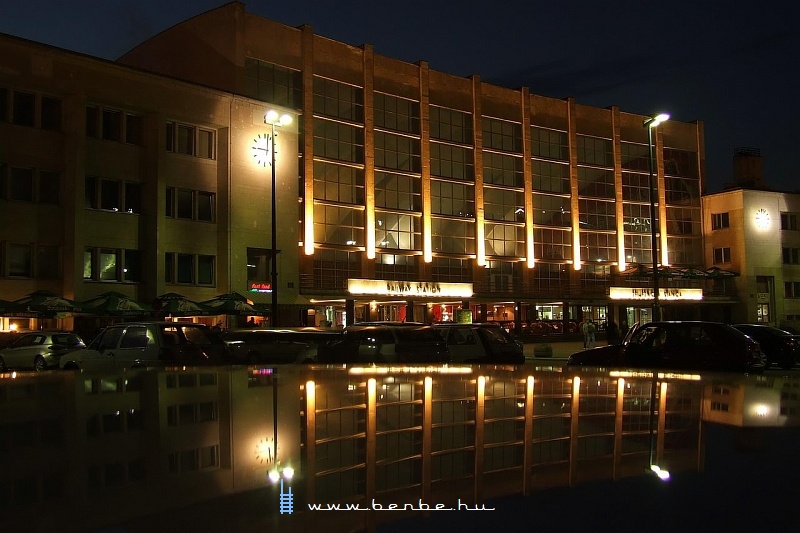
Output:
[279, 479, 294, 514]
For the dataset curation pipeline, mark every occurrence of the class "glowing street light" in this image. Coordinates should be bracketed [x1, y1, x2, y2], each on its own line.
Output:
[644, 112, 669, 322]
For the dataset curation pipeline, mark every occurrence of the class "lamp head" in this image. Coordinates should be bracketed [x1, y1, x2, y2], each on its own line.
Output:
[645, 113, 670, 128]
[265, 109, 293, 127]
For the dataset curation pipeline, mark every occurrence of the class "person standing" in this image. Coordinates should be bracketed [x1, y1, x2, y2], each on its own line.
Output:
[586, 319, 597, 348]
[581, 317, 590, 349]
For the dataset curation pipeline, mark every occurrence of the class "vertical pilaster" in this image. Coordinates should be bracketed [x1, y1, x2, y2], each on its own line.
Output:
[419, 61, 432, 264]
[472, 76, 485, 267]
[611, 106, 626, 271]
[363, 45, 376, 261]
[301, 25, 315, 256]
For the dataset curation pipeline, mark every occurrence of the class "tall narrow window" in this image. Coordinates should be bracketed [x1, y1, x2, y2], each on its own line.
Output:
[100, 179, 120, 211]
[177, 254, 194, 283]
[41, 97, 62, 131]
[99, 249, 118, 281]
[9, 243, 32, 277]
[84, 249, 96, 279]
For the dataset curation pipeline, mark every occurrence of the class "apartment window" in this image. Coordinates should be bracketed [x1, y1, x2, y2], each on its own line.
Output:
[124, 250, 142, 282]
[165, 252, 175, 283]
[12, 91, 35, 127]
[783, 247, 800, 265]
[84, 248, 141, 282]
[124, 183, 141, 214]
[99, 249, 119, 281]
[712, 212, 730, 230]
[713, 247, 731, 264]
[165, 187, 175, 217]
[36, 245, 59, 279]
[0, 87, 7, 122]
[8, 243, 32, 277]
[102, 109, 121, 142]
[100, 179, 120, 211]
[87, 105, 142, 144]
[177, 254, 194, 284]
[126, 114, 142, 145]
[10, 167, 34, 201]
[41, 96, 62, 131]
[166, 121, 215, 159]
[785, 282, 800, 298]
[163, 253, 215, 286]
[84, 249, 96, 280]
[39, 171, 60, 205]
[166, 187, 216, 222]
[197, 191, 215, 221]
[781, 212, 798, 230]
[247, 248, 270, 284]
[198, 255, 215, 285]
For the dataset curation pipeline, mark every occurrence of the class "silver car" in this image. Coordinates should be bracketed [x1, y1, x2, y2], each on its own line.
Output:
[59, 322, 229, 371]
[0, 331, 85, 371]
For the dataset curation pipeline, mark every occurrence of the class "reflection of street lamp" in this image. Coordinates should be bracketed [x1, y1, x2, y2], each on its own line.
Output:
[265, 110, 292, 326]
[644, 113, 669, 322]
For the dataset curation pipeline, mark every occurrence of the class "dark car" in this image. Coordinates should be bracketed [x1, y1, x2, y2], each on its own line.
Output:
[222, 328, 342, 364]
[731, 324, 798, 369]
[433, 323, 525, 364]
[566, 321, 765, 373]
[317, 324, 449, 364]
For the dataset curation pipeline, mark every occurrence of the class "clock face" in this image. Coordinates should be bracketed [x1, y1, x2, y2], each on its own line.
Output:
[755, 208, 770, 229]
[252, 133, 272, 167]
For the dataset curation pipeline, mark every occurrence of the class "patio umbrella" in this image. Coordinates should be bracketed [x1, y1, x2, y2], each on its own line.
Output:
[153, 292, 211, 317]
[80, 291, 151, 317]
[676, 267, 711, 279]
[201, 292, 261, 316]
[7, 290, 84, 317]
[705, 266, 739, 278]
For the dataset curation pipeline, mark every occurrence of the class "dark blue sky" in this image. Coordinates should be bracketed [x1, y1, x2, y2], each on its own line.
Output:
[1, 0, 796, 192]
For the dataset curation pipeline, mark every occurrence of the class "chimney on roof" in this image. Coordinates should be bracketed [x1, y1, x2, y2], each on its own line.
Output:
[733, 147, 764, 188]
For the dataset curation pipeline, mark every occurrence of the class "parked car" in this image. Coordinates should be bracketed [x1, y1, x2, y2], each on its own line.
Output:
[59, 322, 229, 371]
[731, 324, 798, 369]
[432, 323, 525, 364]
[566, 321, 766, 373]
[222, 328, 342, 364]
[0, 331, 85, 371]
[316, 324, 449, 364]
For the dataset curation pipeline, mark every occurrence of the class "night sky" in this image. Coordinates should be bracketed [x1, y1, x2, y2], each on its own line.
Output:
[1, 0, 797, 193]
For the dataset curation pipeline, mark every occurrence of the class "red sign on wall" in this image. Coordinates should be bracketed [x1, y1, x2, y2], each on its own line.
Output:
[249, 282, 272, 293]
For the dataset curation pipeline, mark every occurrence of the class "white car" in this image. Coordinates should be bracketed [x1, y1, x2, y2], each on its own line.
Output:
[58, 322, 229, 371]
[0, 331, 86, 371]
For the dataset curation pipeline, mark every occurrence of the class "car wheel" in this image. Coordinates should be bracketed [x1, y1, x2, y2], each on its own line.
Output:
[0, 356, 7, 372]
[34, 355, 47, 372]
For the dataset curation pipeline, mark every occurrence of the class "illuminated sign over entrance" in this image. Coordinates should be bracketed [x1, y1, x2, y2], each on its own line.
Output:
[348, 279, 473, 298]
[609, 287, 703, 301]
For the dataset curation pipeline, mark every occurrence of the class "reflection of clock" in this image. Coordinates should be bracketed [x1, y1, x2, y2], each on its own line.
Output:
[252, 133, 272, 167]
[755, 208, 770, 229]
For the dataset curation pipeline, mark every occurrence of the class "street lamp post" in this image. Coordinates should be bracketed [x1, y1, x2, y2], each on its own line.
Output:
[644, 113, 669, 322]
[265, 109, 293, 327]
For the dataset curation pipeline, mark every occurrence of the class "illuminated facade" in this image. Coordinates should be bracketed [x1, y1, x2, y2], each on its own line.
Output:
[703, 186, 800, 326]
[0, 2, 710, 328]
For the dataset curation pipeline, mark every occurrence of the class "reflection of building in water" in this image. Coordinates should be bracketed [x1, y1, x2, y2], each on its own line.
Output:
[1, 366, 704, 531]
[703, 374, 800, 427]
